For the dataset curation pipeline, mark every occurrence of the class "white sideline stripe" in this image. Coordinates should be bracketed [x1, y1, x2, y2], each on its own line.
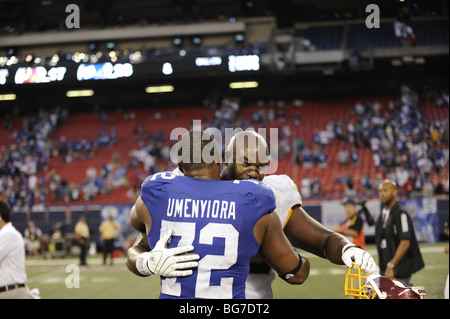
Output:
[27, 262, 448, 285]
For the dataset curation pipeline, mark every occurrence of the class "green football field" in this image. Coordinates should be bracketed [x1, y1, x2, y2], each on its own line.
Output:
[25, 242, 449, 299]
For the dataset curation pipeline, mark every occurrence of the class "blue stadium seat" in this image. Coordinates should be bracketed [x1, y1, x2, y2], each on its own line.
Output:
[347, 22, 401, 49]
[296, 25, 344, 50]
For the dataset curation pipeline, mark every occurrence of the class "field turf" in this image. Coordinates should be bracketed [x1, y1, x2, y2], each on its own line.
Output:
[25, 243, 449, 299]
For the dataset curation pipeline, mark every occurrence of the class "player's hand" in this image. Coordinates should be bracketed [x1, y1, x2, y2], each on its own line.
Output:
[342, 243, 378, 275]
[136, 230, 200, 277]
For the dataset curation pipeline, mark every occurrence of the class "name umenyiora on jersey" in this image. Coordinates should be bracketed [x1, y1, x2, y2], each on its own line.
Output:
[166, 198, 236, 220]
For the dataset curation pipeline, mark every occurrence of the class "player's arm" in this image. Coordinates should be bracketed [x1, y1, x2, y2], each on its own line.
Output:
[126, 232, 150, 277]
[284, 206, 377, 274]
[276, 177, 351, 265]
[126, 197, 152, 276]
[129, 196, 151, 233]
[127, 196, 200, 277]
[284, 206, 347, 263]
[255, 211, 309, 285]
[334, 224, 359, 238]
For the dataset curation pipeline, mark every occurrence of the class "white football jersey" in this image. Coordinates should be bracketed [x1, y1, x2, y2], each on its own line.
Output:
[171, 167, 183, 176]
[245, 174, 303, 299]
[261, 174, 302, 227]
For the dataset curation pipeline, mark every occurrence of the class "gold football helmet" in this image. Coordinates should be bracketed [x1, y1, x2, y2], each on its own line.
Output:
[345, 263, 426, 299]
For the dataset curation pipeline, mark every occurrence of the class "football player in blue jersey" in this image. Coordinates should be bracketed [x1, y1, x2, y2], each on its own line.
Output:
[127, 130, 376, 298]
[128, 130, 309, 299]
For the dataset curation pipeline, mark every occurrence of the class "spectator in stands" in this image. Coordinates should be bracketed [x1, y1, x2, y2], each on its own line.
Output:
[86, 165, 97, 180]
[345, 175, 356, 198]
[338, 149, 349, 166]
[82, 180, 98, 201]
[404, 176, 415, 198]
[293, 112, 301, 126]
[311, 179, 322, 197]
[417, 156, 433, 178]
[312, 146, 327, 167]
[395, 166, 410, 190]
[350, 147, 359, 165]
[294, 137, 305, 153]
[361, 174, 374, 195]
[68, 183, 80, 201]
[421, 175, 434, 198]
[300, 175, 312, 199]
[302, 148, 313, 168]
[433, 145, 447, 173]
[312, 130, 320, 146]
[332, 120, 346, 143]
[59, 136, 68, 156]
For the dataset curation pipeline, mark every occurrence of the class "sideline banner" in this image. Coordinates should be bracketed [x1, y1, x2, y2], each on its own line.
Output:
[321, 198, 439, 243]
[399, 198, 439, 242]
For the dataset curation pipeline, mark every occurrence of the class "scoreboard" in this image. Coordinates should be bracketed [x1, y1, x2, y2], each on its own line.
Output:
[0, 55, 262, 88]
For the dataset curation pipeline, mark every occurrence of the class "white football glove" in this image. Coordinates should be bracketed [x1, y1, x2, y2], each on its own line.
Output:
[136, 230, 200, 277]
[342, 243, 378, 275]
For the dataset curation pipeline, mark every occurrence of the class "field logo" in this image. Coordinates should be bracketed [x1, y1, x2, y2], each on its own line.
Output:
[65, 264, 80, 288]
[365, 4, 380, 29]
[169, 120, 279, 174]
[65, 4, 80, 29]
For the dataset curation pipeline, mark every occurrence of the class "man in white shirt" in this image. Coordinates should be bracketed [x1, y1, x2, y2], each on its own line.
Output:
[0, 200, 31, 299]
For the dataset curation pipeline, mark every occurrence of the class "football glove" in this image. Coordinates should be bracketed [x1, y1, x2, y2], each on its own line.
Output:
[136, 229, 200, 277]
[342, 243, 378, 275]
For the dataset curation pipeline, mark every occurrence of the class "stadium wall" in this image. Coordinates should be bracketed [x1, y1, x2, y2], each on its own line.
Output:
[11, 198, 449, 255]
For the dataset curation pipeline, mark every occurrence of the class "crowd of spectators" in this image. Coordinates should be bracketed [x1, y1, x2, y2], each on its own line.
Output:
[0, 106, 68, 211]
[329, 85, 449, 197]
[285, 85, 449, 199]
[1, 85, 448, 211]
[0, 106, 131, 211]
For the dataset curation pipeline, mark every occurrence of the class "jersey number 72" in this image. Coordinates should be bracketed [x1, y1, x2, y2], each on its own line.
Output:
[160, 220, 239, 299]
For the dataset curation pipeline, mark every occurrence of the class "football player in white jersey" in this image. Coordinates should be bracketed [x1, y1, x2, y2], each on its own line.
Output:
[127, 130, 377, 298]
[219, 131, 377, 298]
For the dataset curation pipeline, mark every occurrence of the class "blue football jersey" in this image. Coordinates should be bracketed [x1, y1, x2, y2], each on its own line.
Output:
[140, 171, 276, 299]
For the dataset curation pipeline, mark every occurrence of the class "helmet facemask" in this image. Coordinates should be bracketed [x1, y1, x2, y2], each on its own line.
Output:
[345, 262, 426, 299]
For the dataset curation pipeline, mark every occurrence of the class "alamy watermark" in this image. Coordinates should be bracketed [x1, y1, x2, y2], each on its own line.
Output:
[65, 4, 80, 29]
[365, 4, 380, 29]
[65, 264, 80, 288]
[169, 120, 279, 175]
